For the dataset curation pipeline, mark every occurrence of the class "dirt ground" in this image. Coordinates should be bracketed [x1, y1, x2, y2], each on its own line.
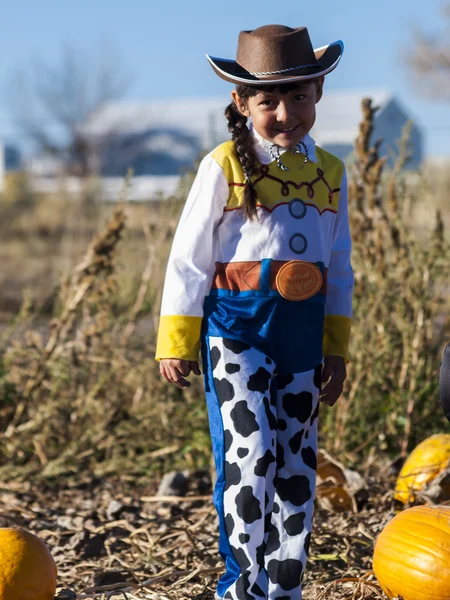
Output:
[2, 472, 396, 599]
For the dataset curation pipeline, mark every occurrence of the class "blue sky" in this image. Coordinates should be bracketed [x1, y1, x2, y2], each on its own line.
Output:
[2, 0, 450, 157]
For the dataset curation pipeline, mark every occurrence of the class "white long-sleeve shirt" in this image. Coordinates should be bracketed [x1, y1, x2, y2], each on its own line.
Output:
[156, 126, 353, 362]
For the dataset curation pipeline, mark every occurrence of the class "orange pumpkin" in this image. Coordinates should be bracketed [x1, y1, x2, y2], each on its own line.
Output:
[373, 505, 450, 600]
[0, 528, 57, 600]
[394, 433, 450, 504]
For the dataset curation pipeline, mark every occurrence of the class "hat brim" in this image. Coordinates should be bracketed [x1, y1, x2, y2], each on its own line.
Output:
[206, 40, 343, 85]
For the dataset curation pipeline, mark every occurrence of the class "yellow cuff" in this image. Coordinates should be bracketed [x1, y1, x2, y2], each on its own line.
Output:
[323, 315, 352, 360]
[155, 315, 202, 361]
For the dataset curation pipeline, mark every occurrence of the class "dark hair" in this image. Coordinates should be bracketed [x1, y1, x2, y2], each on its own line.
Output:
[224, 80, 319, 220]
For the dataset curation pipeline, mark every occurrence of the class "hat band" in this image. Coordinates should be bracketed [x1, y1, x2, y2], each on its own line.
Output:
[248, 62, 321, 76]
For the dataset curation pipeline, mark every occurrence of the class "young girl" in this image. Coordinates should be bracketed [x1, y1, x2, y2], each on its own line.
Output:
[156, 24, 353, 600]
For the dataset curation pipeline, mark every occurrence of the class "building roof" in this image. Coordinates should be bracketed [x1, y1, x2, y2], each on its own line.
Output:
[83, 97, 231, 148]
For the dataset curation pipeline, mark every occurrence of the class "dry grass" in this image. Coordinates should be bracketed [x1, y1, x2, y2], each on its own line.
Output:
[0, 98, 449, 599]
[0, 174, 180, 316]
[0, 178, 209, 485]
[1, 99, 449, 477]
[323, 100, 450, 457]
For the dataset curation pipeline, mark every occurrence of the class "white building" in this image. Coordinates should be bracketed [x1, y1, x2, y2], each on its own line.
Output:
[312, 90, 423, 168]
[84, 89, 423, 176]
[24, 90, 425, 200]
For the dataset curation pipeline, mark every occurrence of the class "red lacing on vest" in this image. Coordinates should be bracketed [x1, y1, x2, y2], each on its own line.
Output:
[229, 166, 340, 204]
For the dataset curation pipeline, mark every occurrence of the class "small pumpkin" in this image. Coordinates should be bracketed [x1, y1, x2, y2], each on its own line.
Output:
[394, 433, 450, 504]
[373, 505, 450, 600]
[0, 527, 57, 600]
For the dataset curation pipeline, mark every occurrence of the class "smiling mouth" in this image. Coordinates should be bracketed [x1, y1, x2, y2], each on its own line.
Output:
[276, 125, 299, 133]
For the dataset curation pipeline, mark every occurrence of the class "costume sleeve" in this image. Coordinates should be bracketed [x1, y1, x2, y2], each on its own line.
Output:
[155, 154, 229, 361]
[323, 166, 354, 359]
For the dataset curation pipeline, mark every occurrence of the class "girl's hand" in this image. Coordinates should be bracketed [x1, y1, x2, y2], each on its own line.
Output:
[160, 359, 201, 388]
[320, 355, 347, 407]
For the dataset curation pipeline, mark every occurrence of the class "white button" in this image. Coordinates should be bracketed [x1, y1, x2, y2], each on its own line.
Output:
[289, 198, 307, 219]
[289, 233, 308, 255]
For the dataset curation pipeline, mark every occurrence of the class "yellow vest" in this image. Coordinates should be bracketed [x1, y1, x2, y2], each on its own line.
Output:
[211, 140, 344, 214]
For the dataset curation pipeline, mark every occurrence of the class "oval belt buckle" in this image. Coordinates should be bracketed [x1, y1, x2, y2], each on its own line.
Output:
[276, 261, 323, 301]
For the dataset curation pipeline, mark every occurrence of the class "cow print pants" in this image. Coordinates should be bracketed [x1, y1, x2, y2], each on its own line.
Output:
[204, 336, 321, 600]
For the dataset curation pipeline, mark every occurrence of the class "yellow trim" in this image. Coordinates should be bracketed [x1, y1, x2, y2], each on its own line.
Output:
[323, 315, 352, 360]
[211, 141, 246, 206]
[155, 315, 203, 361]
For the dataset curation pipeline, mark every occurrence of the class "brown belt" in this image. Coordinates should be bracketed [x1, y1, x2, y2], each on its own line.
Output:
[211, 260, 327, 301]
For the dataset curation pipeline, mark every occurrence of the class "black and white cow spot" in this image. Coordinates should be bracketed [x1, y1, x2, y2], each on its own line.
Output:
[254, 450, 276, 477]
[224, 461, 242, 490]
[265, 492, 270, 508]
[282, 391, 313, 423]
[237, 447, 249, 459]
[283, 511, 306, 536]
[230, 401, 260, 437]
[273, 502, 280, 514]
[276, 475, 312, 506]
[225, 513, 235, 536]
[210, 346, 221, 371]
[263, 396, 277, 430]
[265, 356, 273, 365]
[225, 362, 241, 374]
[314, 364, 322, 390]
[251, 582, 265, 597]
[235, 486, 262, 523]
[231, 546, 251, 571]
[289, 429, 305, 454]
[277, 419, 287, 431]
[223, 339, 251, 354]
[264, 512, 271, 534]
[310, 401, 320, 426]
[304, 531, 311, 555]
[269, 391, 277, 407]
[214, 377, 235, 405]
[277, 373, 295, 390]
[235, 570, 252, 600]
[225, 593, 233, 600]
[266, 522, 281, 554]
[301, 446, 317, 471]
[267, 558, 304, 591]
[276, 442, 285, 471]
[247, 367, 271, 393]
[274, 596, 291, 600]
[256, 540, 266, 569]
[239, 533, 251, 544]
[224, 429, 233, 453]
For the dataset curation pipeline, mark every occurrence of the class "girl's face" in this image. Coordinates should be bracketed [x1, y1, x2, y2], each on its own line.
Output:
[231, 78, 323, 148]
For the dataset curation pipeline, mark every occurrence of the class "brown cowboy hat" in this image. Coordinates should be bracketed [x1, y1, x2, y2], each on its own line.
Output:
[206, 25, 343, 85]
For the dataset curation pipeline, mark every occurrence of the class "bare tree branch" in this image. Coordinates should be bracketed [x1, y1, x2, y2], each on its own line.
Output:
[7, 41, 131, 176]
[405, 3, 450, 100]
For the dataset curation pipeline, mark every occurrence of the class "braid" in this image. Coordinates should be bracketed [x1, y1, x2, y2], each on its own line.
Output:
[224, 102, 259, 220]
